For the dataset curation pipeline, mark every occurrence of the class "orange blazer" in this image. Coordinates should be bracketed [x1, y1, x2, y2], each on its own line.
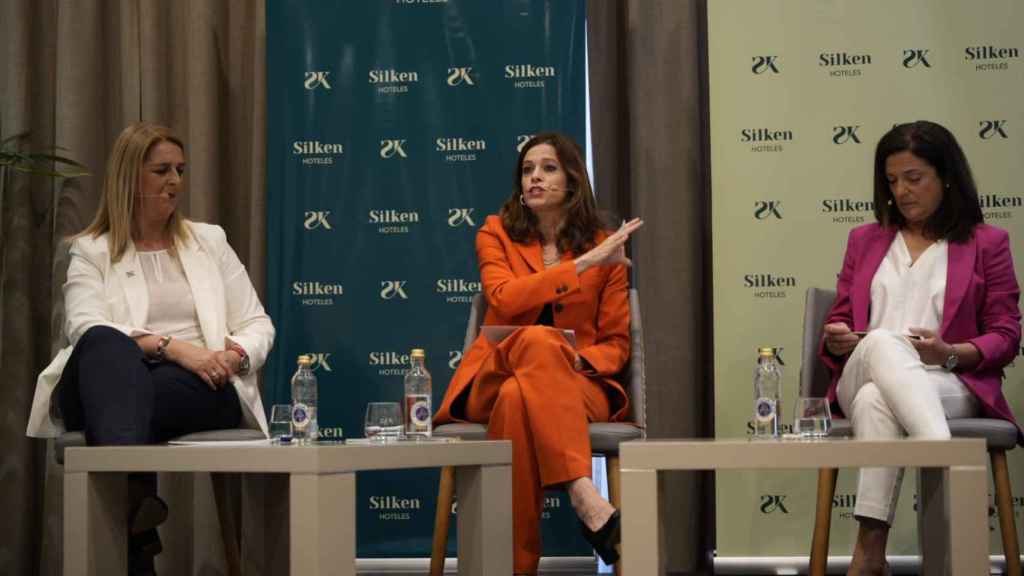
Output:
[434, 215, 631, 424]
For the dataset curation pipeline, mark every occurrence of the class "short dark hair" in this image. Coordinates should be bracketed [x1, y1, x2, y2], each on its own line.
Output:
[872, 120, 983, 243]
[499, 132, 604, 254]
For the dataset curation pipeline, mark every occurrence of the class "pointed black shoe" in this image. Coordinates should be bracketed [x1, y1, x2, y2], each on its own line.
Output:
[578, 509, 620, 565]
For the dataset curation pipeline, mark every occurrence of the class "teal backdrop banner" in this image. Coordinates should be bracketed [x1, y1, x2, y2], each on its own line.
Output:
[265, 0, 589, 558]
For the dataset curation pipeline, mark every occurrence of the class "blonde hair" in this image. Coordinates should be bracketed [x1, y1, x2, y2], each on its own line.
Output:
[78, 122, 191, 262]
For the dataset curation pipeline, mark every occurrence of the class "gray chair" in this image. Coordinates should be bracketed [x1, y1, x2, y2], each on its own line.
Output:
[801, 287, 1021, 576]
[47, 239, 264, 576]
[428, 290, 647, 576]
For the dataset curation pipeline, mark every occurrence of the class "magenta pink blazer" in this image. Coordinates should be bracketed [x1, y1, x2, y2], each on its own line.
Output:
[820, 223, 1022, 434]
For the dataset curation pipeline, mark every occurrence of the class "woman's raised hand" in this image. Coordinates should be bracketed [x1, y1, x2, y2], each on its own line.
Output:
[575, 217, 644, 274]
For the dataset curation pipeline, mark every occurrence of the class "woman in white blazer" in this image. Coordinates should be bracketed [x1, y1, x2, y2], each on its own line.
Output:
[26, 122, 275, 574]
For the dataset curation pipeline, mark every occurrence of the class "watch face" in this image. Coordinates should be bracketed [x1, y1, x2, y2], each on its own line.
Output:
[945, 354, 958, 370]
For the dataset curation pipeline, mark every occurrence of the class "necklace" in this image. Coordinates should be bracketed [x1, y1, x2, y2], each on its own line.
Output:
[542, 244, 560, 267]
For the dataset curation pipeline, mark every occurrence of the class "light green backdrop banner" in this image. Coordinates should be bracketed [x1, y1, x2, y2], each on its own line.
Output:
[710, 0, 1024, 563]
[265, 0, 589, 558]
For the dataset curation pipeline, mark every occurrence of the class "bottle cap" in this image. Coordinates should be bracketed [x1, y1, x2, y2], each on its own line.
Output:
[757, 347, 777, 356]
[297, 354, 312, 365]
[411, 348, 425, 358]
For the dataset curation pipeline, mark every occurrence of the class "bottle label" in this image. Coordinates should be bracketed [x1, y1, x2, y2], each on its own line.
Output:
[410, 400, 431, 428]
[292, 403, 311, 431]
[754, 397, 776, 422]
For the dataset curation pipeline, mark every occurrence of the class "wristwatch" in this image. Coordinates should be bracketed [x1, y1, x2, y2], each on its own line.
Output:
[155, 335, 172, 362]
[943, 345, 959, 372]
[229, 343, 251, 375]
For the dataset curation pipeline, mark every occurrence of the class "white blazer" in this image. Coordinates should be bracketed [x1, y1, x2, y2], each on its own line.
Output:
[26, 221, 275, 438]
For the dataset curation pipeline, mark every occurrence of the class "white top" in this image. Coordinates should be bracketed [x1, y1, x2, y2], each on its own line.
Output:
[138, 250, 206, 347]
[868, 232, 957, 379]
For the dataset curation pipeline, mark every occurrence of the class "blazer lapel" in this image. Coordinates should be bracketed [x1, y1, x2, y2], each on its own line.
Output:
[852, 227, 896, 329]
[113, 247, 149, 328]
[941, 236, 976, 336]
[177, 236, 220, 349]
[516, 240, 545, 273]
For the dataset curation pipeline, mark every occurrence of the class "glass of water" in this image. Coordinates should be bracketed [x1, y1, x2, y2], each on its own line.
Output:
[270, 404, 292, 442]
[365, 402, 403, 441]
[794, 397, 831, 438]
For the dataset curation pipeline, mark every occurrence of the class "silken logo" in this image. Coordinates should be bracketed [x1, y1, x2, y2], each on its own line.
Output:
[303, 211, 332, 230]
[380, 280, 409, 300]
[819, 51, 871, 78]
[369, 495, 421, 521]
[745, 273, 796, 300]
[305, 353, 333, 372]
[369, 209, 419, 234]
[293, 140, 343, 166]
[437, 278, 482, 304]
[447, 208, 476, 227]
[965, 45, 1019, 71]
[448, 350, 463, 370]
[380, 139, 408, 159]
[505, 64, 555, 89]
[304, 71, 331, 90]
[979, 194, 1023, 221]
[902, 49, 931, 68]
[516, 134, 535, 153]
[741, 128, 793, 153]
[832, 125, 862, 145]
[437, 137, 486, 162]
[751, 55, 780, 74]
[759, 494, 789, 514]
[753, 201, 782, 220]
[369, 68, 419, 94]
[822, 198, 875, 224]
[369, 351, 410, 377]
[292, 281, 343, 307]
[447, 67, 475, 86]
[979, 120, 1008, 140]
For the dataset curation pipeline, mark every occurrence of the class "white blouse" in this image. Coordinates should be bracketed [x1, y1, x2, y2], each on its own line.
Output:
[138, 250, 206, 347]
[868, 232, 957, 378]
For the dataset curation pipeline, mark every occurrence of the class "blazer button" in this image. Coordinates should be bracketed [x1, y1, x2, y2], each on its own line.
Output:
[554, 303, 564, 313]
[559, 284, 568, 292]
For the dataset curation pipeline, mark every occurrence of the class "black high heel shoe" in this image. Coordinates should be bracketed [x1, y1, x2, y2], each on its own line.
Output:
[128, 495, 168, 566]
[578, 509, 621, 565]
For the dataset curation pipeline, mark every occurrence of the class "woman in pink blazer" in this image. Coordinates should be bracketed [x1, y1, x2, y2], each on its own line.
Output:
[820, 121, 1021, 575]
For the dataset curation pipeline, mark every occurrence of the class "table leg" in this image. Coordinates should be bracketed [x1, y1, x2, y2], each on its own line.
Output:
[289, 473, 355, 576]
[621, 468, 660, 575]
[919, 465, 987, 575]
[946, 464, 988, 575]
[455, 463, 512, 576]
[64, 472, 126, 576]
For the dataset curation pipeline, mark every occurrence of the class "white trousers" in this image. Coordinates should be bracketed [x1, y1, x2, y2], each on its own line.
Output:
[836, 329, 979, 523]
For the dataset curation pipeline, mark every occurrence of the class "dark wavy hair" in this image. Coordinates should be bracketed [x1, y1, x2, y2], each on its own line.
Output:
[872, 121, 983, 243]
[500, 132, 604, 254]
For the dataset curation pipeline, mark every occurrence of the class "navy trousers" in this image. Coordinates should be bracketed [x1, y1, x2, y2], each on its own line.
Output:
[59, 325, 242, 445]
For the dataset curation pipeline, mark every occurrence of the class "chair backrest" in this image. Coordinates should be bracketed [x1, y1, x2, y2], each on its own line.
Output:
[799, 287, 837, 398]
[463, 290, 647, 429]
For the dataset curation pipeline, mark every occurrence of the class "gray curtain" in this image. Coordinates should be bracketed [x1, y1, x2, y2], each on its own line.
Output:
[0, 1, 267, 574]
[589, 1, 712, 573]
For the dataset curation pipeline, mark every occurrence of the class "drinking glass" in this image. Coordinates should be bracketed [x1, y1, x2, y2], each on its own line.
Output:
[364, 402, 403, 441]
[793, 397, 831, 438]
[270, 404, 292, 442]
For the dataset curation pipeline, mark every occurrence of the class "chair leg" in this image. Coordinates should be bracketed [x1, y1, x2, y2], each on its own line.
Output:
[211, 472, 242, 576]
[606, 455, 622, 576]
[810, 468, 837, 576]
[992, 451, 1021, 576]
[430, 466, 456, 576]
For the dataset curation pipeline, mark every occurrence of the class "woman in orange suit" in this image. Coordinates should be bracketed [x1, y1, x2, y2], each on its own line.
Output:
[433, 132, 643, 574]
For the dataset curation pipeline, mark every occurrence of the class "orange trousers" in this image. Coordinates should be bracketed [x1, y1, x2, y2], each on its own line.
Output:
[464, 326, 611, 575]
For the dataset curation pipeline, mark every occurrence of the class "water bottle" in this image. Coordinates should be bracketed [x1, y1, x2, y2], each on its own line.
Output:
[404, 348, 432, 438]
[291, 355, 318, 443]
[753, 347, 782, 438]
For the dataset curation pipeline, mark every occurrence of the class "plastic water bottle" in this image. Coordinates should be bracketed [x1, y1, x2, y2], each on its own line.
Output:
[753, 347, 782, 438]
[291, 355, 318, 443]
[404, 348, 432, 439]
